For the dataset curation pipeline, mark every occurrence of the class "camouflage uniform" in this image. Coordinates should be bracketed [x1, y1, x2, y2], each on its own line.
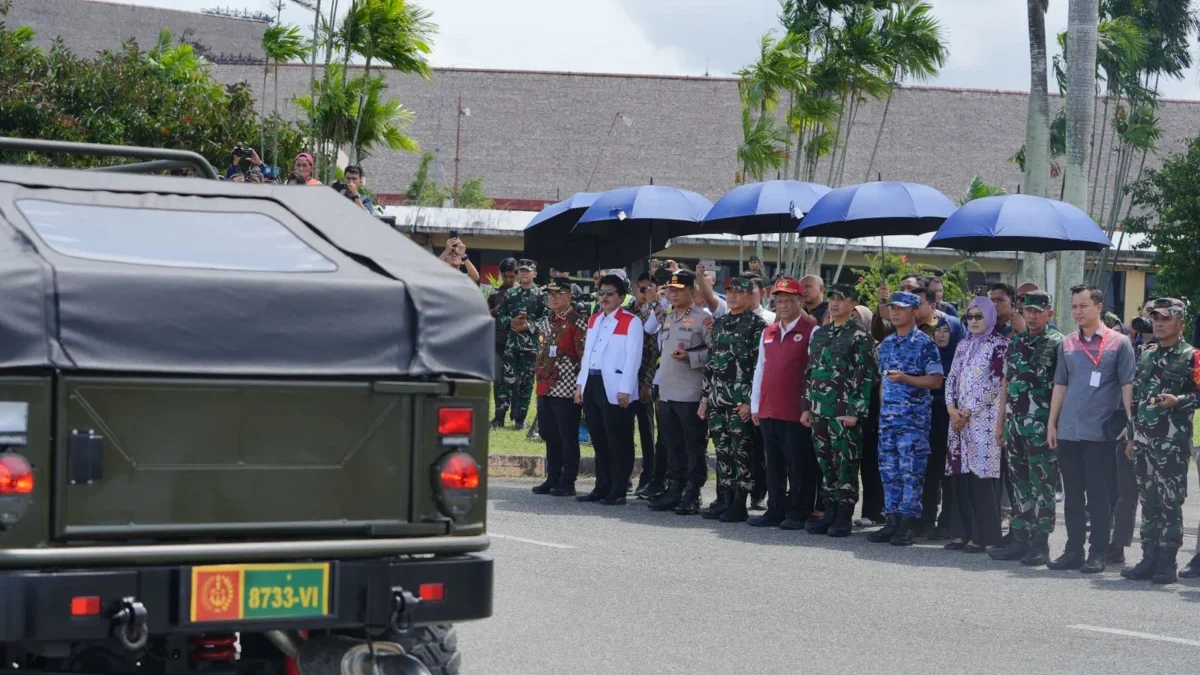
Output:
[702, 292, 767, 492]
[497, 282, 548, 425]
[1129, 300, 1199, 557]
[1002, 311, 1063, 535]
[804, 287, 876, 510]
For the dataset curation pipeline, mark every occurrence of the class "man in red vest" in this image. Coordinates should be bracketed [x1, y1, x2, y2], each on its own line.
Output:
[749, 277, 821, 529]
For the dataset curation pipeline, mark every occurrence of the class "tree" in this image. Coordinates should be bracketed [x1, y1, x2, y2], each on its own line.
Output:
[455, 177, 493, 209]
[261, 23, 308, 171]
[958, 175, 1008, 205]
[406, 150, 434, 201]
[1057, 0, 1100, 332]
[1123, 134, 1200, 303]
[1022, 0, 1051, 289]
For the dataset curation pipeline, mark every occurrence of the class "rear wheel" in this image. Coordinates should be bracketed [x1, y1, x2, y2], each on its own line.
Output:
[395, 625, 460, 675]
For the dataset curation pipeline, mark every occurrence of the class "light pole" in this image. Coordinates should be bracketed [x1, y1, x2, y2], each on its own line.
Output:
[453, 94, 471, 207]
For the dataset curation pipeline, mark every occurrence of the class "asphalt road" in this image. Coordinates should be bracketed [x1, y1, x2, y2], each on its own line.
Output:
[459, 478, 1200, 675]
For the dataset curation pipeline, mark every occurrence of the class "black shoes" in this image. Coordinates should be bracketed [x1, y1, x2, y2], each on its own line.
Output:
[1153, 549, 1179, 585]
[701, 492, 730, 520]
[890, 517, 917, 546]
[988, 529, 1030, 561]
[648, 481, 684, 511]
[719, 489, 750, 523]
[827, 505, 853, 538]
[674, 491, 701, 515]
[748, 513, 783, 527]
[1020, 533, 1051, 567]
[1047, 550, 1086, 571]
[867, 514, 900, 543]
[1179, 553, 1200, 578]
[1122, 542, 1158, 581]
[513, 421, 525, 431]
[635, 481, 663, 500]
[779, 514, 808, 530]
[531, 479, 556, 495]
[1080, 553, 1106, 574]
[1106, 543, 1126, 565]
[599, 495, 627, 506]
[806, 503, 837, 535]
[489, 416, 503, 430]
[550, 484, 576, 497]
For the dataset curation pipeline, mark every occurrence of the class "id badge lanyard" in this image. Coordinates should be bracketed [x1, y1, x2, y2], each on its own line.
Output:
[1081, 328, 1106, 387]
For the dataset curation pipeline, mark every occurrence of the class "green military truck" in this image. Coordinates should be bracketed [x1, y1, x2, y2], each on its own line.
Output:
[0, 139, 494, 675]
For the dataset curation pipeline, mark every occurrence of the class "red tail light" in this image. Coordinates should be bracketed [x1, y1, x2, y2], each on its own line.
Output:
[440, 453, 480, 490]
[0, 454, 33, 495]
[71, 596, 102, 616]
[437, 407, 474, 436]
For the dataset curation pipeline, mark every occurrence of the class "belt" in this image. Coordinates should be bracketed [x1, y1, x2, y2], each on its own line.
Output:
[588, 369, 602, 377]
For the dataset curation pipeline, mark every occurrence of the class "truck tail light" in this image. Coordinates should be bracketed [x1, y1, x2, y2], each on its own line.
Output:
[71, 596, 102, 616]
[437, 407, 474, 437]
[0, 454, 33, 495]
[433, 452, 480, 520]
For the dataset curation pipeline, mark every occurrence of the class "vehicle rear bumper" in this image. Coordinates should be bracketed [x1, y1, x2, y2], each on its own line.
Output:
[0, 553, 493, 644]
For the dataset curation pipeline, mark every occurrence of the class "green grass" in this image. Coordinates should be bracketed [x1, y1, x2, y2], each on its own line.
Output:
[487, 391, 594, 457]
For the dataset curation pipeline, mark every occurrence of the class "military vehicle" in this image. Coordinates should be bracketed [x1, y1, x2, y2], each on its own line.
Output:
[0, 138, 494, 675]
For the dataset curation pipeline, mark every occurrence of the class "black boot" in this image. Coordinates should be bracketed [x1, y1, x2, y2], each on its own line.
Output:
[806, 502, 837, 534]
[640, 481, 667, 500]
[701, 486, 730, 520]
[550, 482, 576, 497]
[867, 514, 900, 543]
[531, 478, 557, 495]
[719, 488, 750, 523]
[1020, 532, 1051, 567]
[1047, 550, 1086, 571]
[988, 527, 1031, 561]
[1153, 548, 1179, 585]
[1179, 553, 1200, 578]
[890, 516, 917, 546]
[1106, 543, 1126, 565]
[1121, 541, 1158, 581]
[827, 503, 854, 538]
[490, 415, 504, 430]
[648, 481, 683, 511]
[674, 489, 701, 515]
[1079, 551, 1106, 574]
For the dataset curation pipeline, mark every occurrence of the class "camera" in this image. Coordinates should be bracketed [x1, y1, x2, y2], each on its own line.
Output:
[232, 142, 254, 158]
[1131, 316, 1153, 334]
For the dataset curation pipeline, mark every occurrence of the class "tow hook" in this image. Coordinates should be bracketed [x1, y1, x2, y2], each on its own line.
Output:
[111, 596, 149, 651]
[389, 587, 420, 633]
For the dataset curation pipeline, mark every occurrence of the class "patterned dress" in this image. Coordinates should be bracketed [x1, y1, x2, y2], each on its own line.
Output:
[945, 332, 1009, 479]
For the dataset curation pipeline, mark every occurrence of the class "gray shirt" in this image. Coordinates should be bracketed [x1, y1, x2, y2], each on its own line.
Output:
[1053, 325, 1136, 443]
[657, 303, 711, 402]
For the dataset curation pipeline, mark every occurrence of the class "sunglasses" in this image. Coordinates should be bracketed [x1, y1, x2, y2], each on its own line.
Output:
[596, 290, 618, 297]
[964, 313, 985, 322]
[638, 286, 650, 294]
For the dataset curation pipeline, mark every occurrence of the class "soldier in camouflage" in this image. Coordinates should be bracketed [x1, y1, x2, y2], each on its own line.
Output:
[1120, 297, 1199, 585]
[496, 259, 548, 430]
[488, 258, 518, 427]
[698, 277, 767, 523]
[802, 283, 876, 538]
[990, 291, 1062, 566]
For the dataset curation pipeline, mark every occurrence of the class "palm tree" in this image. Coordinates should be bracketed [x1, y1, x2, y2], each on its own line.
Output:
[261, 24, 308, 172]
[1057, 0, 1100, 331]
[1022, 0, 1051, 288]
[736, 105, 789, 184]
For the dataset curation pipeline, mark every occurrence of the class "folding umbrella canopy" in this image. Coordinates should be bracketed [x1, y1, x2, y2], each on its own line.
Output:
[700, 180, 832, 236]
[927, 194, 1113, 253]
[796, 181, 957, 239]
[573, 185, 713, 268]
[522, 192, 603, 270]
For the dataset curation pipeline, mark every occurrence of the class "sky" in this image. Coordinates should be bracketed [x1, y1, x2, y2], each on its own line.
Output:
[95, 0, 1200, 100]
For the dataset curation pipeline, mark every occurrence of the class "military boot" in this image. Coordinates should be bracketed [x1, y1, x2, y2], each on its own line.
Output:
[806, 502, 837, 535]
[700, 486, 730, 520]
[867, 514, 900, 543]
[1020, 532, 1051, 567]
[988, 527, 1031, 561]
[648, 481, 683, 512]
[1179, 553, 1200, 578]
[890, 516, 917, 546]
[1153, 549, 1179, 585]
[1121, 541, 1158, 581]
[719, 489, 750, 523]
[641, 481, 667, 501]
[674, 489, 702, 516]
[827, 504, 854, 538]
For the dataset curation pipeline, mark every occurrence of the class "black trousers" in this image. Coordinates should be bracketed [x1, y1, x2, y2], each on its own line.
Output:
[538, 395, 582, 485]
[1059, 439, 1117, 555]
[946, 473, 1003, 546]
[658, 400, 709, 491]
[860, 394, 884, 521]
[760, 418, 818, 521]
[630, 399, 655, 485]
[751, 424, 767, 501]
[583, 374, 635, 499]
[650, 393, 668, 485]
[922, 398, 951, 528]
[1109, 441, 1138, 547]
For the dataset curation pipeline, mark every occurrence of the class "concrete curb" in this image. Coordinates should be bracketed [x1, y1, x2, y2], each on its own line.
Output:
[488, 453, 717, 478]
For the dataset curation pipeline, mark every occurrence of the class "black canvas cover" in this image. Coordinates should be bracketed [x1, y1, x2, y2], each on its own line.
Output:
[0, 166, 494, 380]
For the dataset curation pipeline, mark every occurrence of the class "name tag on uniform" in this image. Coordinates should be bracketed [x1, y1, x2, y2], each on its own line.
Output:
[549, 346, 558, 358]
[1090, 371, 1101, 387]
[764, 338, 774, 344]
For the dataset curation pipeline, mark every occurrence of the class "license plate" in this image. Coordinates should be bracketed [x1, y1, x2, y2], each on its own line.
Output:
[190, 563, 330, 623]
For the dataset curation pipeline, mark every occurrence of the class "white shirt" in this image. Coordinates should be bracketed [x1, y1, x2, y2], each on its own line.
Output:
[577, 307, 644, 405]
[750, 316, 820, 416]
[753, 305, 777, 323]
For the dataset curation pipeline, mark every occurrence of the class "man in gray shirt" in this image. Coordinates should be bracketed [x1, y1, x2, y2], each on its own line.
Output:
[1047, 284, 1136, 574]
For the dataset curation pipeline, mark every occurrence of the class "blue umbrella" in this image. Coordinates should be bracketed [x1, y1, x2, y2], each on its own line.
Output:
[701, 180, 833, 236]
[573, 185, 713, 268]
[523, 192, 602, 270]
[796, 181, 957, 239]
[927, 194, 1112, 253]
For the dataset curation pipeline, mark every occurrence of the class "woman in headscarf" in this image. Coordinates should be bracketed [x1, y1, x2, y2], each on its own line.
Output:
[926, 314, 964, 539]
[943, 295, 1009, 553]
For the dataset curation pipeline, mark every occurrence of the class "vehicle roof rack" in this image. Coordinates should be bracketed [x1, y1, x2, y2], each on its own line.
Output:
[0, 137, 219, 180]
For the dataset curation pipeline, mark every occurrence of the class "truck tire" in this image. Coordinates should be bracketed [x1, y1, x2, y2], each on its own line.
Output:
[397, 625, 461, 675]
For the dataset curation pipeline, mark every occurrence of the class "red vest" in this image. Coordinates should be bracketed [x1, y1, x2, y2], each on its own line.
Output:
[759, 318, 815, 423]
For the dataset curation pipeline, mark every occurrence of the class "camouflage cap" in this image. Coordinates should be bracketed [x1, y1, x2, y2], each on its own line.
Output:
[887, 291, 921, 309]
[516, 258, 537, 271]
[827, 283, 856, 300]
[772, 277, 803, 295]
[725, 276, 754, 293]
[1021, 290, 1052, 311]
[1149, 297, 1186, 318]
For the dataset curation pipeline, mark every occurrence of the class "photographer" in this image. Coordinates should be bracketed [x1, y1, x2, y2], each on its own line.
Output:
[225, 144, 276, 182]
[438, 233, 480, 284]
[331, 165, 376, 212]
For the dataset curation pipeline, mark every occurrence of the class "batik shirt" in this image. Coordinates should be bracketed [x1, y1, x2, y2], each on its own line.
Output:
[1003, 328, 1063, 443]
[878, 328, 943, 410]
[534, 309, 588, 398]
[634, 303, 662, 392]
[702, 310, 766, 408]
[945, 332, 1009, 478]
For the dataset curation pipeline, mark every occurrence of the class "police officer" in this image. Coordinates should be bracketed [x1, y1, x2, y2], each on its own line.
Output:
[698, 277, 767, 522]
[496, 259, 547, 430]
[990, 290, 1063, 566]
[802, 283, 876, 537]
[489, 258, 518, 428]
[647, 269, 712, 515]
[869, 291, 945, 546]
[531, 279, 589, 496]
[1121, 297, 1199, 584]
